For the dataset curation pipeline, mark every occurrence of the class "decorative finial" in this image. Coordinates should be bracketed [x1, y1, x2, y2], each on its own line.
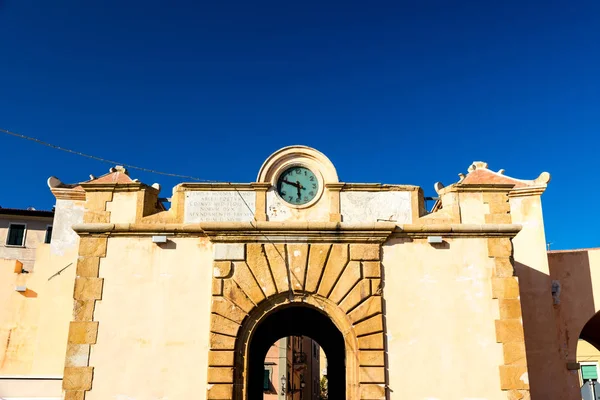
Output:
[47, 176, 63, 189]
[457, 173, 466, 183]
[152, 183, 161, 192]
[497, 169, 505, 175]
[434, 182, 445, 194]
[89, 175, 96, 180]
[468, 161, 489, 172]
[534, 171, 551, 185]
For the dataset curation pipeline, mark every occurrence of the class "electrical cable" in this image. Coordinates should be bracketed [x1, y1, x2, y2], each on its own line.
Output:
[1, 126, 295, 297]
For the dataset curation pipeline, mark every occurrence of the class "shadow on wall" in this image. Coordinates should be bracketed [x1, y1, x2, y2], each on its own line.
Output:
[546, 251, 597, 358]
[516, 249, 600, 399]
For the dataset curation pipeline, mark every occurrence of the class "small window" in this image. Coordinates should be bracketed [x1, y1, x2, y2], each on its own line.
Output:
[7, 224, 26, 246]
[44, 226, 53, 244]
[582, 364, 599, 381]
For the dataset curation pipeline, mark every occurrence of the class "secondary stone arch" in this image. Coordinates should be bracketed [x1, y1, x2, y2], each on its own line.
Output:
[206, 242, 388, 400]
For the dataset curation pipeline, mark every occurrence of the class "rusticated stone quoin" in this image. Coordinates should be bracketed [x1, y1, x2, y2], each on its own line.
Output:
[64, 235, 109, 399]
[488, 236, 530, 397]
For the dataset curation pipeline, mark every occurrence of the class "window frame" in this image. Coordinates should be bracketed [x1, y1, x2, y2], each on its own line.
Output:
[6, 223, 27, 247]
[44, 225, 53, 244]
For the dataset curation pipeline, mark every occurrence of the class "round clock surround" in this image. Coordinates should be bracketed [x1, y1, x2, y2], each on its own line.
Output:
[274, 163, 324, 208]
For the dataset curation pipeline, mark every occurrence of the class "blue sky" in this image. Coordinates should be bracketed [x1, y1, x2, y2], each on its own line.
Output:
[1, 1, 598, 250]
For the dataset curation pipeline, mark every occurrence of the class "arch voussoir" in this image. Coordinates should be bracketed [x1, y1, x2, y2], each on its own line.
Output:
[207, 242, 389, 400]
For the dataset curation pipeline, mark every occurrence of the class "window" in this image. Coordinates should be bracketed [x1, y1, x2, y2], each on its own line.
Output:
[263, 367, 274, 391]
[582, 363, 599, 381]
[7, 224, 26, 246]
[263, 369, 270, 390]
[44, 226, 53, 244]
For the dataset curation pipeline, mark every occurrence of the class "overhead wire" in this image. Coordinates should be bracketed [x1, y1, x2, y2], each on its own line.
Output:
[1, 126, 296, 298]
[0, 127, 217, 182]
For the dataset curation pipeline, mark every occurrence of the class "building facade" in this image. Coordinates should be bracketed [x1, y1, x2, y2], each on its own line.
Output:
[264, 336, 321, 400]
[0, 207, 54, 271]
[1, 146, 600, 400]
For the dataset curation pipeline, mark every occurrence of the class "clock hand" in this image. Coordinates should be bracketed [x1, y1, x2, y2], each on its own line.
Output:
[296, 181, 302, 198]
[282, 179, 299, 188]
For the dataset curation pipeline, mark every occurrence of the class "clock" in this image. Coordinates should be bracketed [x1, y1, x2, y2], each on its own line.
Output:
[276, 166, 319, 205]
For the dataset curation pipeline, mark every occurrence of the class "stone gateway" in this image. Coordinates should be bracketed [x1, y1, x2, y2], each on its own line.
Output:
[4, 145, 600, 400]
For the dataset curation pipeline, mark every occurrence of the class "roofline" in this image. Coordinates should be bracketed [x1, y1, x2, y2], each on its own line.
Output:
[548, 247, 600, 254]
[0, 208, 54, 218]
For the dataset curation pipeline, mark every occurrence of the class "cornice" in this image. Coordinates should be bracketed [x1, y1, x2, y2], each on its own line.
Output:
[174, 183, 256, 191]
[508, 186, 548, 198]
[439, 184, 515, 194]
[392, 223, 521, 238]
[80, 182, 155, 193]
[341, 183, 419, 192]
[72, 222, 521, 242]
[50, 188, 86, 201]
[72, 222, 396, 243]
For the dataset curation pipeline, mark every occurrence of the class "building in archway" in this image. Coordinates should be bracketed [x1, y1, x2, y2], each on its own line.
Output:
[2, 145, 600, 400]
[264, 336, 321, 400]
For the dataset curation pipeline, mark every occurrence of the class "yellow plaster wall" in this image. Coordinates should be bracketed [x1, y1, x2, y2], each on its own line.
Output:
[86, 236, 214, 400]
[382, 237, 505, 400]
[0, 244, 77, 377]
[584, 249, 600, 311]
[457, 191, 487, 224]
[106, 191, 139, 223]
[0, 259, 40, 374]
[577, 339, 600, 365]
[510, 193, 571, 398]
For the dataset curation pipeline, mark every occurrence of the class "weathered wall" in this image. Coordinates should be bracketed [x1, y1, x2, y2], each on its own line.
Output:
[383, 237, 506, 400]
[0, 244, 77, 397]
[51, 198, 85, 256]
[0, 230, 80, 376]
[0, 196, 82, 398]
[85, 236, 214, 400]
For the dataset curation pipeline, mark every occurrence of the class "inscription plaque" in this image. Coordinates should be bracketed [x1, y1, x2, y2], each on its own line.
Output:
[184, 191, 256, 223]
[341, 191, 412, 224]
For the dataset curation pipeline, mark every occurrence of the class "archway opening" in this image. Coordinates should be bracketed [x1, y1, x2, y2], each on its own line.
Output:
[248, 305, 345, 400]
[577, 311, 600, 399]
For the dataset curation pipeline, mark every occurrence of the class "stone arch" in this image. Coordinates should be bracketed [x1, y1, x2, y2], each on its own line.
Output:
[579, 310, 600, 351]
[237, 294, 357, 400]
[206, 242, 387, 400]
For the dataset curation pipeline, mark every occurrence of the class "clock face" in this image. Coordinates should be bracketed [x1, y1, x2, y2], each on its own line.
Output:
[276, 166, 319, 205]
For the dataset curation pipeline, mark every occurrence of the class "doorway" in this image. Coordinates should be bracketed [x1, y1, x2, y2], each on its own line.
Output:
[247, 305, 345, 400]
